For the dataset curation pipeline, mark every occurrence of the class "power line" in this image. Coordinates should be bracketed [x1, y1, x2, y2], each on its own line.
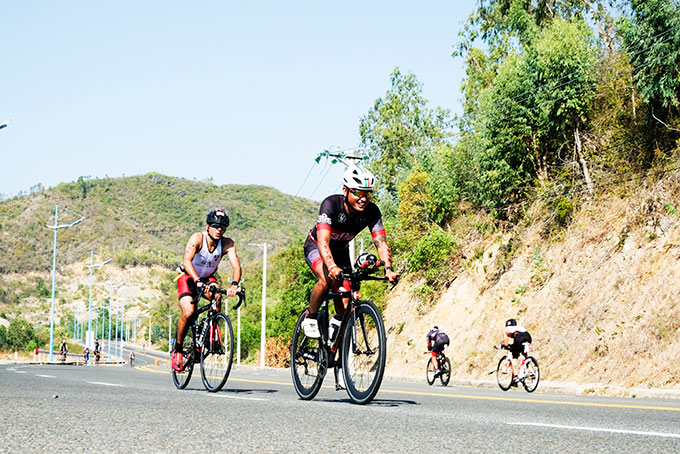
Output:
[294, 162, 316, 197]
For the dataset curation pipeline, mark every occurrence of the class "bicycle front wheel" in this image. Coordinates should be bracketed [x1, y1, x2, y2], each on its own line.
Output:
[172, 337, 195, 390]
[496, 356, 513, 391]
[522, 356, 540, 392]
[342, 301, 386, 405]
[440, 356, 451, 386]
[291, 310, 326, 400]
[200, 313, 234, 392]
[426, 357, 436, 385]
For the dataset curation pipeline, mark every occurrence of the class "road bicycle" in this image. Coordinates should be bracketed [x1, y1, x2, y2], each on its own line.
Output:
[291, 253, 397, 405]
[496, 345, 539, 392]
[426, 351, 451, 386]
[172, 283, 245, 392]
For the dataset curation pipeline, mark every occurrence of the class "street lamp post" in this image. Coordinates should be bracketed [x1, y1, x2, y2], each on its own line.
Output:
[105, 278, 125, 359]
[85, 250, 110, 356]
[45, 205, 84, 362]
[167, 314, 172, 353]
[249, 242, 268, 368]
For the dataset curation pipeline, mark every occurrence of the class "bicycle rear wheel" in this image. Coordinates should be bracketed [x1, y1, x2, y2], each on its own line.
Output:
[291, 310, 326, 400]
[342, 301, 386, 405]
[496, 356, 513, 391]
[200, 313, 234, 392]
[426, 357, 436, 385]
[172, 336, 195, 390]
[522, 356, 540, 392]
[439, 357, 451, 386]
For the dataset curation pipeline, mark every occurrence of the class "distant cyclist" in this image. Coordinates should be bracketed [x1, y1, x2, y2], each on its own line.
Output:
[172, 209, 242, 371]
[94, 339, 101, 362]
[301, 165, 399, 338]
[59, 340, 68, 360]
[500, 318, 532, 385]
[84, 347, 90, 363]
[426, 325, 449, 377]
[129, 351, 136, 367]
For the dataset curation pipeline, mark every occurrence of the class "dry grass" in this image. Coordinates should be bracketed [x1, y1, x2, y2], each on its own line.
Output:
[383, 173, 680, 391]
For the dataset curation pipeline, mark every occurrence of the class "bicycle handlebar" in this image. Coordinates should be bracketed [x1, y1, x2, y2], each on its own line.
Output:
[193, 283, 246, 310]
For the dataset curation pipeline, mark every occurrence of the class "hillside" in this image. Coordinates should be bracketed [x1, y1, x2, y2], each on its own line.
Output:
[0, 173, 318, 273]
[0, 173, 318, 351]
[383, 173, 680, 395]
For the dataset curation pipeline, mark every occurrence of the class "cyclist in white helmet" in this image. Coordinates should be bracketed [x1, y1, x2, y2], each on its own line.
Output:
[301, 165, 399, 338]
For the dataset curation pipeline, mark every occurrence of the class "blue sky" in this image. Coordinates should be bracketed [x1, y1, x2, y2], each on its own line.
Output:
[1, 1, 476, 201]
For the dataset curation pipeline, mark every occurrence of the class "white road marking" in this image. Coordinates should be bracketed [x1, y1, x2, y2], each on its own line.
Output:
[88, 381, 126, 387]
[214, 394, 268, 402]
[509, 422, 680, 438]
[15, 371, 26, 374]
[36, 374, 56, 378]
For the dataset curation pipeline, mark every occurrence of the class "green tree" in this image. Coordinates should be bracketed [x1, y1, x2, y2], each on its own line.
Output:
[359, 68, 452, 203]
[619, 0, 680, 157]
[619, 0, 680, 112]
[7, 316, 35, 350]
[0, 325, 7, 349]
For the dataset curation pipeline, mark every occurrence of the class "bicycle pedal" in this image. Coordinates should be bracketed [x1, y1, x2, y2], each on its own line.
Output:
[335, 384, 345, 391]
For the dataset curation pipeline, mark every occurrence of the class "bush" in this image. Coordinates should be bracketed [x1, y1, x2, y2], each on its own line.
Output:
[407, 227, 459, 273]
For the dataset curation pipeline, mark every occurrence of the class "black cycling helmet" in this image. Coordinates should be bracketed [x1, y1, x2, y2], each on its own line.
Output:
[206, 209, 230, 228]
[505, 318, 517, 327]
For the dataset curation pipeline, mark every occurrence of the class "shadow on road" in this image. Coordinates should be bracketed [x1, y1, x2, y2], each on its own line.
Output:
[221, 387, 279, 396]
[316, 397, 419, 407]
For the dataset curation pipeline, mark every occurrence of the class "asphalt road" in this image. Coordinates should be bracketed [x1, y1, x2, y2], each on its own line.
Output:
[2, 353, 680, 453]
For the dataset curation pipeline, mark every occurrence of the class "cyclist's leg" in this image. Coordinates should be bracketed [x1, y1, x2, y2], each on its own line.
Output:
[509, 342, 522, 380]
[175, 296, 195, 349]
[175, 274, 196, 351]
[302, 244, 329, 337]
[328, 251, 351, 318]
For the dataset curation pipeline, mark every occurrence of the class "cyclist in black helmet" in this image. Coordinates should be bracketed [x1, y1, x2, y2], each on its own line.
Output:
[172, 209, 242, 371]
[500, 318, 532, 386]
[426, 325, 449, 377]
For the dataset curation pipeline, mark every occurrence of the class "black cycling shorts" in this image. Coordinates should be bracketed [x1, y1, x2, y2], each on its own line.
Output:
[510, 331, 532, 359]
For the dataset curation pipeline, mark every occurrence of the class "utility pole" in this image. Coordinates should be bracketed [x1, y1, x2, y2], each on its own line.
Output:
[45, 205, 84, 362]
[148, 313, 152, 350]
[249, 242, 268, 368]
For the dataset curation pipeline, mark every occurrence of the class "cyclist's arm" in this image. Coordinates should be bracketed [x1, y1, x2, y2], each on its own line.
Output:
[501, 328, 512, 347]
[181, 232, 204, 282]
[222, 238, 242, 296]
[316, 229, 342, 280]
[373, 234, 398, 281]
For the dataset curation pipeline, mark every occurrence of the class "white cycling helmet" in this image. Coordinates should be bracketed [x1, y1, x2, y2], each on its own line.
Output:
[342, 165, 376, 191]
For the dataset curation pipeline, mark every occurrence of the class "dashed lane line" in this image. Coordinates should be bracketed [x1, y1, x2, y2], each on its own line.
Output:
[36, 374, 56, 378]
[509, 422, 680, 439]
[88, 381, 126, 387]
[136, 364, 680, 413]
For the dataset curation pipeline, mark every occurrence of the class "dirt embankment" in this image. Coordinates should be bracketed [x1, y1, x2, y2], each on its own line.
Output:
[383, 181, 680, 395]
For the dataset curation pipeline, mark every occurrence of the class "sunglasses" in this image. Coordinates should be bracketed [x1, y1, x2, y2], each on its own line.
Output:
[209, 223, 226, 230]
[350, 189, 371, 199]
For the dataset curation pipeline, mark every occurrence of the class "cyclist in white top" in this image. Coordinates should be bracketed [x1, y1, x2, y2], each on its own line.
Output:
[172, 209, 242, 371]
[500, 318, 532, 385]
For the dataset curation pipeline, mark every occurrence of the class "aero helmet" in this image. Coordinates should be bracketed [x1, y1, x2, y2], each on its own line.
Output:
[431, 325, 439, 331]
[206, 209, 230, 228]
[505, 318, 517, 327]
[342, 165, 376, 191]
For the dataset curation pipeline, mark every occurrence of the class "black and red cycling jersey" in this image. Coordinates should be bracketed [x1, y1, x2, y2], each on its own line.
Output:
[305, 194, 386, 250]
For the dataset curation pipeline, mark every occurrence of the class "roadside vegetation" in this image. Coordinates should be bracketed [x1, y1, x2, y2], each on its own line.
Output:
[2, 1, 680, 378]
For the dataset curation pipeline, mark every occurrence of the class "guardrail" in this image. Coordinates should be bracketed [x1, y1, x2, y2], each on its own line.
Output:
[33, 349, 123, 365]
